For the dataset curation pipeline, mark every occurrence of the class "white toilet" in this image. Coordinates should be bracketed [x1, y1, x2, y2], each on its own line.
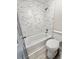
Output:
[46, 39, 59, 59]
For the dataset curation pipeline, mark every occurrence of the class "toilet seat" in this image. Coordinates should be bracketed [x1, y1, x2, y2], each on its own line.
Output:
[46, 39, 59, 53]
[46, 39, 59, 49]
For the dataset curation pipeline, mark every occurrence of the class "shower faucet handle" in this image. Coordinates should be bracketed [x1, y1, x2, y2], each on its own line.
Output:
[21, 36, 26, 39]
[45, 29, 48, 33]
[45, 7, 48, 11]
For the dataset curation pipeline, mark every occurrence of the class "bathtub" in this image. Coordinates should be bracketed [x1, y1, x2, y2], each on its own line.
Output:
[24, 33, 52, 55]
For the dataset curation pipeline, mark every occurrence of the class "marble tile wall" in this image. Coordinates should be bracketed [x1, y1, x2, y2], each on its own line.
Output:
[17, 0, 55, 37]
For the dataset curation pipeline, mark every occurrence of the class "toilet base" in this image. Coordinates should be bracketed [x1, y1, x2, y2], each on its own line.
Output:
[47, 50, 58, 59]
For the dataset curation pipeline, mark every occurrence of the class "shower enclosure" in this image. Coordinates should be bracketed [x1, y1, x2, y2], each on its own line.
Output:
[17, 0, 56, 59]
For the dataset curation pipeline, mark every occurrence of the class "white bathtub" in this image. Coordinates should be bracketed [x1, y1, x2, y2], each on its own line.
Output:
[24, 33, 52, 55]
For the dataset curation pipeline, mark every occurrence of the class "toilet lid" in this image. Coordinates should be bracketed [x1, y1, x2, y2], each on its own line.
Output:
[46, 39, 59, 49]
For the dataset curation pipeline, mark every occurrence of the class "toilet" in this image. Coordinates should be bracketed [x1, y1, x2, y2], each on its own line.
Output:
[46, 39, 59, 59]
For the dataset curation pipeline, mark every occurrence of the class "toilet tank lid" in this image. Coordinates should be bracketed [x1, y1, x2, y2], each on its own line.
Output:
[46, 39, 59, 49]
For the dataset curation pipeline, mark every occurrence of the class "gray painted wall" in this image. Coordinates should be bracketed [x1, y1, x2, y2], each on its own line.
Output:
[54, 0, 62, 32]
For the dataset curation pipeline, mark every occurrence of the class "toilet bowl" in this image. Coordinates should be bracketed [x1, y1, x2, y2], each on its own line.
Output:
[46, 39, 59, 59]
